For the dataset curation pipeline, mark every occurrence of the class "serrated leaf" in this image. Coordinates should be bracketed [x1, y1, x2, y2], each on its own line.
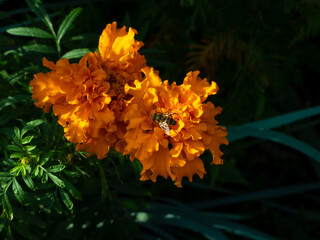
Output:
[22, 44, 56, 54]
[61, 177, 82, 200]
[21, 135, 34, 144]
[6, 27, 53, 38]
[25, 145, 36, 152]
[59, 188, 73, 210]
[48, 172, 65, 188]
[10, 165, 22, 175]
[22, 173, 35, 190]
[61, 48, 90, 59]
[2, 194, 13, 220]
[25, 0, 55, 36]
[40, 150, 53, 166]
[48, 165, 65, 173]
[0, 172, 13, 182]
[6, 144, 23, 152]
[13, 126, 20, 139]
[33, 165, 39, 177]
[0, 95, 29, 112]
[12, 178, 25, 204]
[21, 165, 27, 176]
[41, 172, 48, 183]
[57, 7, 82, 43]
[9, 152, 24, 159]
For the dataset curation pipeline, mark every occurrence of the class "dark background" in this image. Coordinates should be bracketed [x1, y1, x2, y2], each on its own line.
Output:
[1, 0, 320, 239]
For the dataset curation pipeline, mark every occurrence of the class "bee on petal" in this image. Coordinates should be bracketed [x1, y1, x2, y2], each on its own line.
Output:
[151, 112, 177, 136]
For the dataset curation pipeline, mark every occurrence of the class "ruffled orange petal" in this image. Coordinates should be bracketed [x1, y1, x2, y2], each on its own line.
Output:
[171, 157, 206, 188]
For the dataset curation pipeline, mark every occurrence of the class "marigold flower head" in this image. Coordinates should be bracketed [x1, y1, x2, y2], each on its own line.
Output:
[123, 67, 228, 187]
[30, 22, 146, 159]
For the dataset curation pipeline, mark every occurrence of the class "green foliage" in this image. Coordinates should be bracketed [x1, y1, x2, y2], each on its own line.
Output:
[1, 0, 320, 239]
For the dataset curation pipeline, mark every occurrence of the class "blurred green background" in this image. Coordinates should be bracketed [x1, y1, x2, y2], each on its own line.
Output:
[1, 0, 320, 239]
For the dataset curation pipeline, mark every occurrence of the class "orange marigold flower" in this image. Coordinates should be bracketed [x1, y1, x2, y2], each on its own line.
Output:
[123, 68, 228, 187]
[30, 22, 146, 159]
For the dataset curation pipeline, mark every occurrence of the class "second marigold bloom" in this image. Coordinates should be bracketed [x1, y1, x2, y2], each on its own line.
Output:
[123, 67, 228, 187]
[30, 22, 146, 159]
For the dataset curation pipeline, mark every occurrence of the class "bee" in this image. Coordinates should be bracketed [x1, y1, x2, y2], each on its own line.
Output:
[151, 112, 177, 136]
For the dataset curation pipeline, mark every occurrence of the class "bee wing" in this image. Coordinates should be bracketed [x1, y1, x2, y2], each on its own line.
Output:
[159, 121, 171, 136]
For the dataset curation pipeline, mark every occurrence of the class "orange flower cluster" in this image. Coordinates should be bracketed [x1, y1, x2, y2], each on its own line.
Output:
[123, 68, 228, 187]
[30, 22, 228, 187]
[30, 22, 145, 159]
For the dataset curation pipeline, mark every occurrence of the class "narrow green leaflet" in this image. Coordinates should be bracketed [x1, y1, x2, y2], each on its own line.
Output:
[22, 174, 35, 190]
[40, 150, 53, 166]
[57, 8, 82, 43]
[59, 188, 73, 210]
[48, 172, 65, 188]
[22, 44, 56, 54]
[0, 172, 13, 182]
[2, 194, 13, 220]
[0, 95, 29, 112]
[61, 48, 90, 59]
[25, 0, 55, 37]
[12, 178, 25, 205]
[21, 119, 45, 136]
[61, 177, 82, 200]
[48, 165, 65, 173]
[6, 27, 53, 38]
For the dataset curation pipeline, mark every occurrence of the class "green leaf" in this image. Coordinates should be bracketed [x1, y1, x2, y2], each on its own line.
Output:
[61, 177, 82, 200]
[41, 172, 48, 183]
[96, 160, 110, 200]
[6, 144, 23, 152]
[59, 188, 73, 210]
[213, 219, 276, 240]
[228, 126, 320, 163]
[22, 173, 35, 190]
[12, 178, 25, 204]
[13, 126, 20, 139]
[228, 105, 320, 142]
[10, 152, 25, 159]
[2, 194, 13, 220]
[6, 27, 53, 38]
[21, 135, 34, 145]
[22, 44, 56, 54]
[25, 0, 55, 37]
[61, 48, 90, 59]
[10, 165, 22, 175]
[40, 150, 53, 166]
[25, 145, 37, 152]
[0, 95, 28, 112]
[48, 172, 65, 188]
[48, 165, 65, 173]
[245, 105, 320, 130]
[57, 7, 82, 43]
[0, 172, 13, 182]
[33, 165, 39, 177]
[190, 181, 320, 209]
